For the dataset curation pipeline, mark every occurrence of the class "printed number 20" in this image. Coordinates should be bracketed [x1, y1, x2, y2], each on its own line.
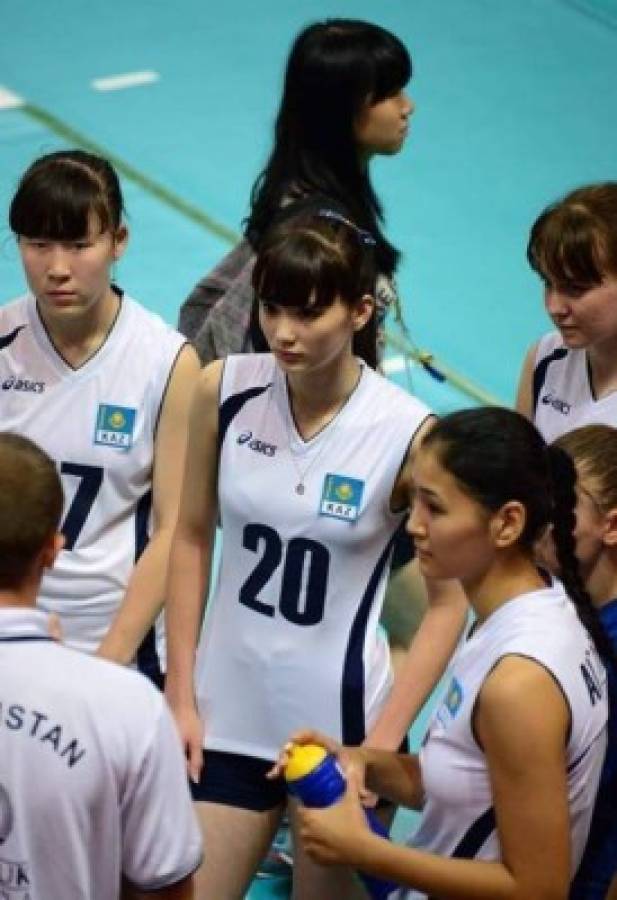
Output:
[239, 523, 330, 626]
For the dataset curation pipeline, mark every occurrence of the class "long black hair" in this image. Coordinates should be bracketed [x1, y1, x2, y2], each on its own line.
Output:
[251, 206, 378, 368]
[245, 18, 411, 277]
[422, 407, 615, 665]
[9, 149, 124, 240]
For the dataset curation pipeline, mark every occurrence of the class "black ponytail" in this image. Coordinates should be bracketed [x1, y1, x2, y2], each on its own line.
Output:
[548, 444, 616, 666]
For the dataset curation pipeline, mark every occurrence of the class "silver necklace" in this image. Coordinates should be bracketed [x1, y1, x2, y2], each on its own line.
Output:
[284, 367, 363, 495]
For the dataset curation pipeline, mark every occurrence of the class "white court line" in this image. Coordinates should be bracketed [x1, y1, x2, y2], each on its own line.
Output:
[91, 70, 159, 92]
[382, 355, 412, 375]
[0, 86, 25, 110]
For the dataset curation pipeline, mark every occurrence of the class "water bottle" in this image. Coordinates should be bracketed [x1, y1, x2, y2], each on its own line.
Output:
[284, 743, 398, 900]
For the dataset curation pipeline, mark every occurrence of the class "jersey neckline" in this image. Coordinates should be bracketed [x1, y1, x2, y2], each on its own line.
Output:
[28, 285, 126, 375]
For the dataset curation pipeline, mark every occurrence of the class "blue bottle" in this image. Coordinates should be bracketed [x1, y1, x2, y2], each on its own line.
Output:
[285, 743, 398, 900]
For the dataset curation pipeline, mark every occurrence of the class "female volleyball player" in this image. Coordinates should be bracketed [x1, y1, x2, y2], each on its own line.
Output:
[516, 182, 617, 441]
[165, 209, 467, 899]
[1, 150, 199, 675]
[546, 425, 617, 900]
[277, 408, 610, 900]
[179, 17, 414, 362]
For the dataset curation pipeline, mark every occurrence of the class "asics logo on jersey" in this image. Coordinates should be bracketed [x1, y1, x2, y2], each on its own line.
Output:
[541, 392, 571, 415]
[237, 430, 277, 457]
[2, 376, 45, 394]
[0, 325, 26, 350]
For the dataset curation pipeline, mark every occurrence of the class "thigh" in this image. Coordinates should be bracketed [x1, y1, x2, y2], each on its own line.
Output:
[288, 799, 369, 900]
[190, 749, 287, 900]
[193, 800, 283, 900]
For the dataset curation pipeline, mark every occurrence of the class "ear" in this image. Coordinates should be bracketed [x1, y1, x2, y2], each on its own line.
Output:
[602, 508, 617, 548]
[352, 294, 375, 332]
[39, 531, 65, 570]
[112, 224, 129, 261]
[490, 500, 526, 549]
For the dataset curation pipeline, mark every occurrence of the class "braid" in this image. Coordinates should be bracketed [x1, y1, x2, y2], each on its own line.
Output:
[548, 445, 616, 665]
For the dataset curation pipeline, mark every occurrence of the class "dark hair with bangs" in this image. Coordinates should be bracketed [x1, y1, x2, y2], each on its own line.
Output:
[421, 407, 615, 665]
[0, 432, 63, 589]
[527, 183, 617, 291]
[251, 208, 378, 368]
[245, 19, 411, 277]
[9, 150, 124, 240]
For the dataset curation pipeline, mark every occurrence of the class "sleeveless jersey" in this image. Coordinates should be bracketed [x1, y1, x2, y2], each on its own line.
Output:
[533, 331, 617, 441]
[0, 292, 186, 653]
[394, 585, 608, 900]
[570, 598, 617, 899]
[195, 353, 432, 760]
[0, 607, 202, 898]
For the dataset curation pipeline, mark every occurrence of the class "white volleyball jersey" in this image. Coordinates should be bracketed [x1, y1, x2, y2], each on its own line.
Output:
[533, 331, 617, 441]
[0, 608, 202, 899]
[0, 293, 186, 653]
[196, 353, 431, 760]
[394, 586, 608, 900]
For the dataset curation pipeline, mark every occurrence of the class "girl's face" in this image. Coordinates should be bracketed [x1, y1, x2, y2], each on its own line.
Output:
[18, 213, 127, 325]
[259, 294, 372, 377]
[354, 89, 414, 158]
[569, 470, 607, 579]
[544, 277, 617, 350]
[535, 467, 606, 581]
[407, 447, 496, 587]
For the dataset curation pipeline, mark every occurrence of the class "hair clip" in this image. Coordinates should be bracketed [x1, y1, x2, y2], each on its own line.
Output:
[317, 209, 377, 246]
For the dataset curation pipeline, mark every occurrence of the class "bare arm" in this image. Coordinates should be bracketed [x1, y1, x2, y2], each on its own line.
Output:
[607, 874, 617, 900]
[164, 360, 223, 780]
[515, 341, 539, 420]
[97, 345, 200, 665]
[299, 655, 572, 900]
[365, 562, 468, 749]
[367, 417, 468, 749]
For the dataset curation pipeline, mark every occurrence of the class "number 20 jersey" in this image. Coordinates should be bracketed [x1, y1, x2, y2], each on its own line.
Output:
[196, 353, 432, 760]
[0, 293, 186, 653]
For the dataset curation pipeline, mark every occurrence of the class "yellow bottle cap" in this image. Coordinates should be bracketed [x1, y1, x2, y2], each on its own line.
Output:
[284, 743, 328, 782]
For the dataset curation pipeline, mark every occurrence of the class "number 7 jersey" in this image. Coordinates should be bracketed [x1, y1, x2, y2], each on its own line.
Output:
[0, 293, 186, 653]
[196, 353, 432, 759]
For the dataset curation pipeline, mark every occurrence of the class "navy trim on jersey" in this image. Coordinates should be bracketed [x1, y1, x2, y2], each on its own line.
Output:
[218, 384, 271, 452]
[532, 347, 568, 413]
[0, 636, 53, 643]
[341, 530, 399, 745]
[451, 807, 496, 859]
[566, 732, 605, 775]
[134, 490, 152, 562]
[35, 285, 124, 371]
[133, 489, 164, 689]
[0, 324, 26, 349]
[153, 341, 189, 439]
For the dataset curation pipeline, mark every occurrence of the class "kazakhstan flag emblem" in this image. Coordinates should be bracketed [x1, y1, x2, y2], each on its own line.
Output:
[94, 403, 136, 450]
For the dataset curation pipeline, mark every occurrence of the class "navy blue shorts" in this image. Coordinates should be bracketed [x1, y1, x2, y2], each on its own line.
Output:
[190, 737, 410, 813]
[190, 750, 287, 812]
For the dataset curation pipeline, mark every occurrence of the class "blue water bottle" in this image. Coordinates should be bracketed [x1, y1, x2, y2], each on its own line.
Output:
[284, 743, 398, 900]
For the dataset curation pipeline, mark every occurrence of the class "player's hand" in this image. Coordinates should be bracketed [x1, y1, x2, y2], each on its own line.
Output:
[167, 701, 204, 783]
[267, 728, 341, 779]
[268, 729, 372, 804]
[298, 766, 371, 866]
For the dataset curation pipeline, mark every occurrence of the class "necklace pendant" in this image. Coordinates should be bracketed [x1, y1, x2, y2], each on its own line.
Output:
[295, 483, 305, 495]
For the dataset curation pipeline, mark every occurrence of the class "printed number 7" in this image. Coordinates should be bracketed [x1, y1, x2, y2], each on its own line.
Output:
[60, 462, 104, 550]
